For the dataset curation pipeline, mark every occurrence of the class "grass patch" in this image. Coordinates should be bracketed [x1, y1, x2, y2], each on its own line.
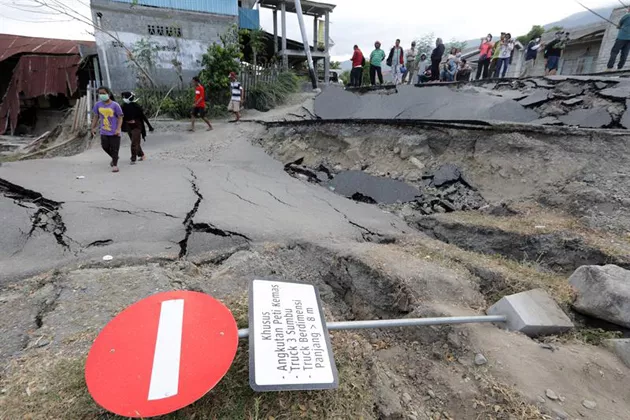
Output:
[474, 376, 547, 420]
[246, 72, 300, 112]
[1, 297, 375, 420]
[543, 327, 623, 347]
[400, 237, 575, 306]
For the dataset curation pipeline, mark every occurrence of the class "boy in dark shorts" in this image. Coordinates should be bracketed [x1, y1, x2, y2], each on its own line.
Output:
[190, 76, 213, 132]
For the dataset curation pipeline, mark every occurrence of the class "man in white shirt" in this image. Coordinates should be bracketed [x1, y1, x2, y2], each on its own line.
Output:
[228, 72, 244, 122]
[494, 33, 515, 78]
[403, 41, 417, 84]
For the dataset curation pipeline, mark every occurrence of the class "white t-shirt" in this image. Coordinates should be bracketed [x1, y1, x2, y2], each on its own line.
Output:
[499, 41, 514, 59]
[230, 81, 242, 102]
[406, 48, 417, 63]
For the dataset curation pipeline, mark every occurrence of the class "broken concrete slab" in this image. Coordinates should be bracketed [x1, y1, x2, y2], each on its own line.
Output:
[558, 108, 613, 128]
[519, 90, 551, 107]
[595, 82, 609, 90]
[555, 82, 585, 96]
[562, 97, 584, 106]
[532, 116, 563, 126]
[621, 100, 630, 129]
[314, 85, 539, 123]
[569, 265, 630, 328]
[546, 75, 620, 83]
[431, 164, 462, 187]
[599, 82, 630, 100]
[487, 289, 574, 337]
[602, 339, 630, 368]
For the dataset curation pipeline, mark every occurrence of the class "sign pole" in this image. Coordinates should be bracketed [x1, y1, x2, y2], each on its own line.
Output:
[238, 314, 507, 339]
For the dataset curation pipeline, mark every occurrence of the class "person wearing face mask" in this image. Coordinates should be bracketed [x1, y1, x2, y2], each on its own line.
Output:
[494, 33, 514, 78]
[476, 34, 494, 80]
[521, 37, 543, 78]
[91, 86, 123, 173]
[121, 91, 153, 164]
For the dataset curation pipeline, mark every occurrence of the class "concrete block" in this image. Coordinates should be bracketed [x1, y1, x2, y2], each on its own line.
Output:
[603, 339, 630, 368]
[487, 289, 574, 337]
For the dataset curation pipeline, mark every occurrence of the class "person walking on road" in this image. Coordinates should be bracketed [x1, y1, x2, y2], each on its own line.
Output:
[494, 33, 514, 78]
[521, 37, 543, 78]
[431, 38, 445, 81]
[608, 8, 630, 71]
[350, 45, 365, 87]
[369, 41, 386, 85]
[121, 91, 153, 165]
[387, 39, 405, 85]
[91, 86, 123, 173]
[228, 72, 244, 122]
[403, 41, 418, 84]
[476, 34, 494, 80]
[190, 76, 213, 132]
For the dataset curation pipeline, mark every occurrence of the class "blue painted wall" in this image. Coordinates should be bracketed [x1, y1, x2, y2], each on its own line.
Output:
[238, 8, 259, 30]
[111, 0, 238, 16]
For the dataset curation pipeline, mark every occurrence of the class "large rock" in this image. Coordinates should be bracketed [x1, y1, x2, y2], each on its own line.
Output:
[603, 339, 630, 368]
[569, 265, 630, 328]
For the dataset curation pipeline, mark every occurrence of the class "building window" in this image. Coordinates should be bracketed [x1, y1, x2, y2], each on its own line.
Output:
[147, 24, 182, 38]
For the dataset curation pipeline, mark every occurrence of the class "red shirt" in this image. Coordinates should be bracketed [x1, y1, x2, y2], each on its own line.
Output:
[194, 84, 206, 108]
[479, 41, 493, 58]
[351, 49, 364, 67]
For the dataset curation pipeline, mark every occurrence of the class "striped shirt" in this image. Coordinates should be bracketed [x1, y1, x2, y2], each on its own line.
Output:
[230, 81, 242, 102]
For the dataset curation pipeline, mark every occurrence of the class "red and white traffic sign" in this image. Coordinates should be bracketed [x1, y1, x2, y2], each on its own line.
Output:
[85, 291, 238, 418]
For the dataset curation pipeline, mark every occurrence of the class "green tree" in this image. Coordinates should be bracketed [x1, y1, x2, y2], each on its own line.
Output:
[517, 25, 545, 45]
[414, 32, 436, 57]
[340, 70, 350, 85]
[127, 38, 159, 88]
[200, 26, 242, 106]
[330, 61, 342, 69]
[239, 28, 266, 66]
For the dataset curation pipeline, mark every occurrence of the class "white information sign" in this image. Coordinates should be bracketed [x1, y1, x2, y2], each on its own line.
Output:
[248, 279, 338, 391]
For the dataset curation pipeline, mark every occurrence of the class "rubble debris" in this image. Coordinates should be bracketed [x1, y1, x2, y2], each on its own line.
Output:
[532, 117, 563, 126]
[562, 97, 584, 106]
[620, 100, 630, 129]
[519, 91, 551, 107]
[430, 164, 461, 187]
[558, 108, 613, 128]
[555, 82, 584, 96]
[327, 171, 420, 205]
[599, 83, 630, 100]
[595, 82, 609, 90]
[569, 265, 630, 328]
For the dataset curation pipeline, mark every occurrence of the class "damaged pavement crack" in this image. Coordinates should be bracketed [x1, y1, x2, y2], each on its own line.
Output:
[313, 195, 385, 240]
[91, 206, 179, 219]
[263, 189, 295, 207]
[222, 189, 260, 207]
[1, 177, 74, 253]
[191, 223, 251, 240]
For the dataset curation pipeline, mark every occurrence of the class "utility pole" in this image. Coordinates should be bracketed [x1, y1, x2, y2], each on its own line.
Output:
[294, 0, 318, 89]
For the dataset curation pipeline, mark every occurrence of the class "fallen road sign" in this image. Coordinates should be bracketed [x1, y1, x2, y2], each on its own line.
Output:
[248, 279, 338, 391]
[85, 291, 238, 418]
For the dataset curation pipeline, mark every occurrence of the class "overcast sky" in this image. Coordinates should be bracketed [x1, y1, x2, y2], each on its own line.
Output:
[0, 0, 621, 61]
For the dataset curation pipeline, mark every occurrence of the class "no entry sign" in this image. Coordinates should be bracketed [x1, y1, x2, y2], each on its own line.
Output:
[248, 279, 338, 391]
[85, 291, 238, 418]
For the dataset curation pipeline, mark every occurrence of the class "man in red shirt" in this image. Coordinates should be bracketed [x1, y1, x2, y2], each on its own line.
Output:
[190, 76, 213, 132]
[476, 34, 494, 80]
[350, 45, 365, 87]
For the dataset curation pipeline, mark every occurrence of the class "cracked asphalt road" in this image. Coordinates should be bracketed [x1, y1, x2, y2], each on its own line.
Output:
[0, 121, 408, 284]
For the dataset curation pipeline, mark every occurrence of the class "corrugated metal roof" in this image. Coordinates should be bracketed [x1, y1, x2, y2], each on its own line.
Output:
[0, 54, 82, 134]
[0, 34, 95, 63]
[110, 0, 238, 16]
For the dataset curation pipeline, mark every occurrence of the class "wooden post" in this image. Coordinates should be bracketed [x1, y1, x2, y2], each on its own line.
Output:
[324, 11, 330, 84]
[313, 15, 318, 50]
[273, 10, 278, 55]
[281, 1, 288, 70]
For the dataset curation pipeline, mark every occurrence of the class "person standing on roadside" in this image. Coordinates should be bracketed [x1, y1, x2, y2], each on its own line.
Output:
[190, 76, 212, 132]
[387, 39, 405, 85]
[430, 38, 445, 81]
[350, 45, 365, 87]
[228, 72, 244, 122]
[476, 34, 494, 80]
[488, 33, 504, 77]
[608, 8, 630, 71]
[521, 37, 543, 78]
[494, 33, 515, 78]
[91, 86, 123, 173]
[121, 91, 153, 165]
[369, 41, 386, 85]
[416, 53, 429, 84]
[403, 41, 418, 84]
[544, 32, 566, 75]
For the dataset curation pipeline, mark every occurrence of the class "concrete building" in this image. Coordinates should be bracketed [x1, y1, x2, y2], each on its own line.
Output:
[90, 0, 260, 90]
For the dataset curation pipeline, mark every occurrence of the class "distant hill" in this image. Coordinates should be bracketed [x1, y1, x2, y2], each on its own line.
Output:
[544, 6, 616, 30]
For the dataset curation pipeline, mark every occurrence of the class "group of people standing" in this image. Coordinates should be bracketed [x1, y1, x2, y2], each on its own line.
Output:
[349, 39, 472, 87]
[90, 72, 244, 173]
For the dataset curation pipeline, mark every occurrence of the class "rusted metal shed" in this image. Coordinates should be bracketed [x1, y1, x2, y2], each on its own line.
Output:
[0, 34, 96, 135]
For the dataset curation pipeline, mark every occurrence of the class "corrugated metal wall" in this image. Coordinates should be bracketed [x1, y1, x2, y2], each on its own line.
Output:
[110, 0, 238, 16]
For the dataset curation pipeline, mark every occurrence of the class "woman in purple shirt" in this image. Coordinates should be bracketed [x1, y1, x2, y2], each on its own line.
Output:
[91, 86, 124, 173]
